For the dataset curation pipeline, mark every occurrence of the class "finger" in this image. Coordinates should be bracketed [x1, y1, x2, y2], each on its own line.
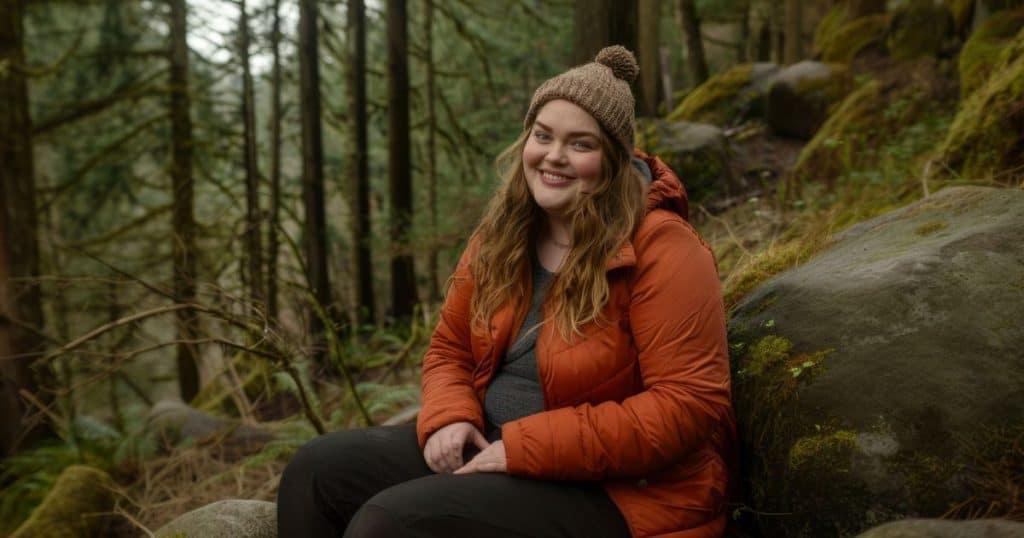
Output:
[453, 460, 474, 475]
[470, 429, 489, 451]
[441, 438, 461, 473]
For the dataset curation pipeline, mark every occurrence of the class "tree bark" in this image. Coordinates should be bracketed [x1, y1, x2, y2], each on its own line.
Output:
[574, 0, 638, 65]
[169, 0, 200, 401]
[677, 0, 708, 86]
[267, 0, 282, 320]
[424, 0, 440, 303]
[299, 0, 333, 364]
[239, 0, 263, 309]
[387, 0, 417, 321]
[637, 0, 662, 117]
[784, 0, 803, 64]
[348, 0, 374, 325]
[0, 1, 46, 458]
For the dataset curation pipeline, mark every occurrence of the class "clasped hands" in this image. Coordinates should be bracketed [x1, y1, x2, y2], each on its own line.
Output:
[423, 421, 506, 475]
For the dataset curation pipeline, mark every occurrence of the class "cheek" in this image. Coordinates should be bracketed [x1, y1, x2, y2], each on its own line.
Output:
[574, 154, 604, 187]
[522, 142, 543, 169]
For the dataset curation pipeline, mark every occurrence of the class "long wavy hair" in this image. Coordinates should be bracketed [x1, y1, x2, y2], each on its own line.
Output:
[468, 125, 647, 340]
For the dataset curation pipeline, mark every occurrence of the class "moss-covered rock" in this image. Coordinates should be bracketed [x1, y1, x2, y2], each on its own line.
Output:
[638, 119, 736, 199]
[819, 14, 891, 63]
[667, 63, 779, 126]
[766, 61, 854, 139]
[9, 465, 116, 538]
[887, 0, 954, 61]
[729, 187, 1024, 536]
[792, 59, 949, 185]
[957, 8, 1024, 97]
[814, 3, 852, 56]
[937, 26, 1024, 180]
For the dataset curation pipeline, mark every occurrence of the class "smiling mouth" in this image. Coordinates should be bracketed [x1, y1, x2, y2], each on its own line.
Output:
[540, 170, 574, 183]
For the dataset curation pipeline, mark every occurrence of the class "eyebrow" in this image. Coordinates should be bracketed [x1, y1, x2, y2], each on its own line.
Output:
[533, 120, 600, 139]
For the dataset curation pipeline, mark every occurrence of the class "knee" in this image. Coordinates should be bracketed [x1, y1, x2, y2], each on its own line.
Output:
[344, 503, 408, 538]
[280, 430, 363, 491]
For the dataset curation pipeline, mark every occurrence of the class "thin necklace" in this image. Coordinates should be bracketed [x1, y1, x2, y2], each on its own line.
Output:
[549, 237, 571, 248]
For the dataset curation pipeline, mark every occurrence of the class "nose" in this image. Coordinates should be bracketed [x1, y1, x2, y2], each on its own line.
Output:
[544, 142, 568, 165]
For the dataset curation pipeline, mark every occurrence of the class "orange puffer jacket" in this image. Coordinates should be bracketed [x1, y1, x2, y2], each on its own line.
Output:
[417, 154, 736, 538]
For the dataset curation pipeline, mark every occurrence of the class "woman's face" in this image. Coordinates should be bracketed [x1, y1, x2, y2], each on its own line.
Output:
[522, 99, 604, 218]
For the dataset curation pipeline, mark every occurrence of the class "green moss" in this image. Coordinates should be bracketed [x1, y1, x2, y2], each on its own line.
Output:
[887, 0, 953, 61]
[723, 235, 827, 309]
[10, 465, 116, 538]
[814, 3, 851, 55]
[667, 64, 754, 125]
[793, 79, 882, 184]
[937, 26, 1024, 180]
[914, 221, 948, 236]
[745, 335, 793, 376]
[820, 14, 891, 63]
[958, 9, 1024, 98]
[788, 430, 857, 472]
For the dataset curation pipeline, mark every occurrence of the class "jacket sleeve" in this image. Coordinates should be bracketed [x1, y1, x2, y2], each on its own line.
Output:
[501, 215, 732, 480]
[416, 244, 485, 448]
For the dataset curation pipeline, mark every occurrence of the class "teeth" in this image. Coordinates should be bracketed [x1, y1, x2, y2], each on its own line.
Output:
[542, 171, 571, 181]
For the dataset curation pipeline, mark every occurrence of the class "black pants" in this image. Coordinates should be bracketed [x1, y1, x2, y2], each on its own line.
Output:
[276, 424, 631, 537]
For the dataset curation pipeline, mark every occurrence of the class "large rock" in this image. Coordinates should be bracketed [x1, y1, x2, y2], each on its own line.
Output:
[728, 187, 1024, 536]
[639, 120, 735, 198]
[10, 465, 116, 538]
[668, 63, 780, 126]
[937, 26, 1024, 180]
[766, 61, 853, 139]
[146, 399, 275, 460]
[857, 518, 1024, 538]
[153, 500, 275, 538]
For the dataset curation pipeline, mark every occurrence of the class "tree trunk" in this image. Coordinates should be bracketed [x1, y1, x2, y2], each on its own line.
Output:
[424, 0, 440, 303]
[299, 0, 333, 365]
[267, 0, 282, 320]
[387, 0, 417, 321]
[239, 0, 263, 309]
[0, 1, 46, 456]
[738, 0, 750, 62]
[637, 0, 662, 117]
[574, 0, 638, 65]
[348, 0, 375, 325]
[677, 0, 708, 86]
[169, 0, 200, 401]
[849, 0, 886, 19]
[784, 0, 803, 64]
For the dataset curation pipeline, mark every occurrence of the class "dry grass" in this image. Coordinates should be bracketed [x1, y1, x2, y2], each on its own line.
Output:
[108, 444, 286, 536]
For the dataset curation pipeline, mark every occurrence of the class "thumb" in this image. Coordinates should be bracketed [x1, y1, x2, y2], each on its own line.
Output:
[470, 428, 490, 450]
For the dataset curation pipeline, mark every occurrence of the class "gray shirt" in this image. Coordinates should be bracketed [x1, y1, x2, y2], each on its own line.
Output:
[483, 258, 553, 437]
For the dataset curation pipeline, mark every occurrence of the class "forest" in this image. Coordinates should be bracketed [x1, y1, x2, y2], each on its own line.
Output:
[1, 0, 1023, 536]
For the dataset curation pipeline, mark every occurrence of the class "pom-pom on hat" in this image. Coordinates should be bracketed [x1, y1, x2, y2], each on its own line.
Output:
[523, 45, 639, 153]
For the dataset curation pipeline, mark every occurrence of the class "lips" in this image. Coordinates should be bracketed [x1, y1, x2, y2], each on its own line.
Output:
[539, 169, 575, 187]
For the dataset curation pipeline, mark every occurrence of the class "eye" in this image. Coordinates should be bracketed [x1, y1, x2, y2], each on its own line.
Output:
[533, 130, 551, 142]
[572, 140, 595, 151]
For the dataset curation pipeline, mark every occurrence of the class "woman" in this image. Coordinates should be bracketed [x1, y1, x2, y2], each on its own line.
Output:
[278, 46, 736, 538]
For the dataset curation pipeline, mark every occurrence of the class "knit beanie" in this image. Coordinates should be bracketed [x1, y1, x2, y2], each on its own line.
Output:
[523, 45, 639, 153]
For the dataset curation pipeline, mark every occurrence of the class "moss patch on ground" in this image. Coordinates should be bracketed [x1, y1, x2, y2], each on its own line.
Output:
[958, 9, 1024, 98]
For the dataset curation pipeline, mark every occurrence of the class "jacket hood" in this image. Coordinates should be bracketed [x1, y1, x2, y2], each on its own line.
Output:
[636, 151, 689, 221]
